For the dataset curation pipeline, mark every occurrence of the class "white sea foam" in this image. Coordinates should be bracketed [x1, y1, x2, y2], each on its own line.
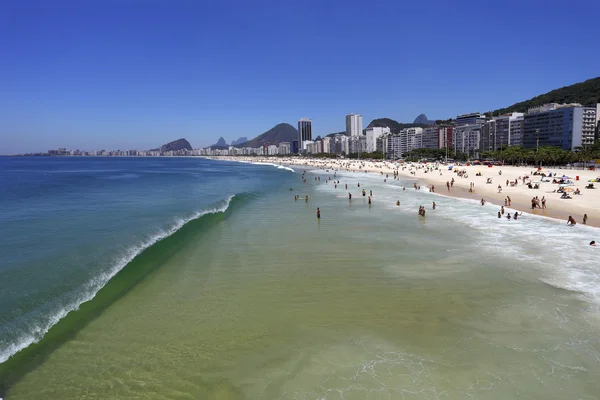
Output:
[0, 195, 236, 364]
[207, 158, 295, 173]
[314, 170, 600, 307]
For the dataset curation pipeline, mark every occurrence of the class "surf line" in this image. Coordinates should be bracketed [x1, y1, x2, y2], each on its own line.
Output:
[0, 195, 238, 392]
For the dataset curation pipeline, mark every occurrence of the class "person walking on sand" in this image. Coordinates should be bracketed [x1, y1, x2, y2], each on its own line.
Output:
[507, 196, 511, 206]
[447, 181, 450, 191]
[498, 185, 502, 193]
[583, 214, 588, 224]
[541, 196, 546, 209]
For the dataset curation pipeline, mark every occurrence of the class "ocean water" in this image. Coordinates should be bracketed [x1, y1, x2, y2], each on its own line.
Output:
[1, 157, 600, 399]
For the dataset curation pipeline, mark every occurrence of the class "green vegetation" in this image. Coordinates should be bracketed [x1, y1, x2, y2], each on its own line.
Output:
[403, 148, 469, 162]
[480, 143, 600, 167]
[491, 77, 600, 116]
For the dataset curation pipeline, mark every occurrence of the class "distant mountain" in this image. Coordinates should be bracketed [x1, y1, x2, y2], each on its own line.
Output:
[413, 114, 435, 125]
[207, 137, 228, 150]
[231, 137, 248, 146]
[326, 131, 347, 138]
[492, 77, 600, 115]
[150, 138, 192, 152]
[236, 123, 298, 148]
[367, 118, 429, 134]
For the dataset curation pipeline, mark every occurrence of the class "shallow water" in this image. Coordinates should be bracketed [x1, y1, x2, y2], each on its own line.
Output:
[2, 159, 600, 399]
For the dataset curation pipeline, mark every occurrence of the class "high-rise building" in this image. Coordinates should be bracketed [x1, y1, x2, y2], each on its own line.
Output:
[346, 114, 363, 137]
[422, 126, 439, 149]
[438, 126, 454, 149]
[453, 124, 481, 157]
[298, 118, 312, 151]
[509, 115, 524, 146]
[456, 113, 486, 127]
[523, 104, 598, 151]
[365, 127, 390, 152]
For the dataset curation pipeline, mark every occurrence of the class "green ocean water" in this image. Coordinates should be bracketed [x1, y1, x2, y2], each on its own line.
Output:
[4, 164, 600, 399]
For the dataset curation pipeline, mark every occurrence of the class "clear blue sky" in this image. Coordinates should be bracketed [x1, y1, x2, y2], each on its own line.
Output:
[1, 0, 599, 153]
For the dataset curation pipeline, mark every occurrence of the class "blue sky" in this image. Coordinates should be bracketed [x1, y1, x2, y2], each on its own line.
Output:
[1, 0, 599, 153]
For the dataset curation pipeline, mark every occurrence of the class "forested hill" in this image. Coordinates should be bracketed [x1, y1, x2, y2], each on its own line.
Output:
[492, 77, 600, 116]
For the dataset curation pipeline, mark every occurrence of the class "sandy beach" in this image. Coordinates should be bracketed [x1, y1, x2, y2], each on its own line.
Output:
[207, 156, 600, 228]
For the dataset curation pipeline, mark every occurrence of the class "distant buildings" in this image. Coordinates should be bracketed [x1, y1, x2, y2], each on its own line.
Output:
[346, 114, 363, 137]
[37, 103, 600, 161]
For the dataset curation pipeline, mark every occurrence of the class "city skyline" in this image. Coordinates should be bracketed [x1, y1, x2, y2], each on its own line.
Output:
[2, 0, 600, 154]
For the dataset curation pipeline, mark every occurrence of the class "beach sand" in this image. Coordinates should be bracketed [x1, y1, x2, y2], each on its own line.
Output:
[207, 156, 600, 227]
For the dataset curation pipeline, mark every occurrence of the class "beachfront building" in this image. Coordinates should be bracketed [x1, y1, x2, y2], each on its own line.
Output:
[456, 112, 486, 127]
[321, 137, 331, 154]
[267, 145, 278, 155]
[480, 119, 495, 152]
[387, 134, 402, 159]
[365, 126, 390, 153]
[421, 126, 439, 149]
[509, 114, 525, 146]
[523, 103, 598, 151]
[376, 134, 389, 155]
[453, 124, 481, 158]
[290, 139, 299, 154]
[398, 127, 423, 154]
[346, 114, 363, 137]
[298, 118, 312, 150]
[438, 126, 453, 149]
[278, 142, 290, 155]
[349, 135, 367, 154]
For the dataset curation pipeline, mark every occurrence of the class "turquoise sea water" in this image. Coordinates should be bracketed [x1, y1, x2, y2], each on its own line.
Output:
[1, 157, 600, 399]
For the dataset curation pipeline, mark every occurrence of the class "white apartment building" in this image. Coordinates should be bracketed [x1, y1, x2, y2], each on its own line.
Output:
[321, 137, 331, 153]
[346, 114, 363, 137]
[267, 145, 278, 155]
[453, 124, 481, 157]
[365, 126, 390, 153]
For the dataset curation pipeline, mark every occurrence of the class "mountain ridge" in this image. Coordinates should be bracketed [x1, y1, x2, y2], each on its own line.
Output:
[234, 123, 298, 148]
[150, 138, 192, 152]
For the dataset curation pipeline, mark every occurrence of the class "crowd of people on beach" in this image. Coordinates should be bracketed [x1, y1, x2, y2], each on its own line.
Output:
[283, 159, 596, 246]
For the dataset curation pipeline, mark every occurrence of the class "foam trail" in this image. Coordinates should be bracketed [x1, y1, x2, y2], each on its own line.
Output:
[0, 195, 235, 364]
[207, 158, 295, 173]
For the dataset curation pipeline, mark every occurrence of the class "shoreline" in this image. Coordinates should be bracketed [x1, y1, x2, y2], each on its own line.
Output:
[204, 156, 600, 229]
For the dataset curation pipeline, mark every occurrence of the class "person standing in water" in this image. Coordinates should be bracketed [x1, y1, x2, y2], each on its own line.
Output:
[567, 216, 577, 225]
[317, 208, 320, 219]
[583, 214, 588, 225]
[305, 195, 309, 202]
[432, 201, 436, 210]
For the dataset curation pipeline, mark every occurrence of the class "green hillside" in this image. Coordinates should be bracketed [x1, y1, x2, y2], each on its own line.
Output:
[492, 77, 600, 115]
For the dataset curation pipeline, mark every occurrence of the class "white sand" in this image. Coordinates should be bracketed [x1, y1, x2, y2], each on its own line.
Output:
[207, 156, 600, 227]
